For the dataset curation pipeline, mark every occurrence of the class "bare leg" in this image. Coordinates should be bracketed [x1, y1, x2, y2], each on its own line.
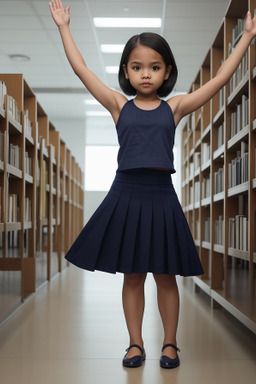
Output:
[153, 274, 179, 359]
[122, 273, 147, 358]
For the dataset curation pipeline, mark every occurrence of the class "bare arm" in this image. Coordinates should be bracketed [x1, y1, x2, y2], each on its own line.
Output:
[49, 0, 126, 120]
[169, 11, 256, 124]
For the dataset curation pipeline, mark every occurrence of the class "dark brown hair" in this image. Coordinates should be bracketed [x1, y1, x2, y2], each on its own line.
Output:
[118, 32, 178, 97]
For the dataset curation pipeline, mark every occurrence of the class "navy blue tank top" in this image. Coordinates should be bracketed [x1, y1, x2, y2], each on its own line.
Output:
[116, 99, 176, 173]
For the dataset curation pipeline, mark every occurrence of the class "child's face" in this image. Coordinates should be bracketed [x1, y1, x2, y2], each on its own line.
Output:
[123, 44, 172, 97]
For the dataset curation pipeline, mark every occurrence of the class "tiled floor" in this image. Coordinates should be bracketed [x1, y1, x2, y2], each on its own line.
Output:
[0, 266, 255, 384]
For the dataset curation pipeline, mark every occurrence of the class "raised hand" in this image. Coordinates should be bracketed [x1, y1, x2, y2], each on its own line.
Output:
[244, 11, 256, 37]
[49, 0, 70, 27]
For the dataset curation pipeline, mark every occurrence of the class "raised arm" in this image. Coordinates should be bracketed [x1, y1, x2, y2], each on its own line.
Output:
[169, 11, 256, 125]
[49, 0, 126, 121]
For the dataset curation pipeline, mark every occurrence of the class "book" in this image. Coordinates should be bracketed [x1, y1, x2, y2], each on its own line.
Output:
[0, 81, 7, 109]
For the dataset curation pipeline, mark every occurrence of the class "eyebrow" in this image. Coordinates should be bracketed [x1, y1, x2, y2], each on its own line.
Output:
[130, 61, 163, 65]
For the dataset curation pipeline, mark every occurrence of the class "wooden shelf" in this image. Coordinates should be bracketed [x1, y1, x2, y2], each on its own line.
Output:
[228, 247, 250, 261]
[201, 159, 211, 171]
[213, 244, 224, 254]
[6, 164, 22, 179]
[201, 197, 211, 207]
[213, 191, 225, 202]
[0, 74, 84, 320]
[227, 71, 249, 107]
[227, 182, 249, 197]
[213, 144, 224, 160]
[213, 105, 224, 126]
[227, 125, 249, 150]
[181, 0, 256, 334]
[202, 241, 211, 250]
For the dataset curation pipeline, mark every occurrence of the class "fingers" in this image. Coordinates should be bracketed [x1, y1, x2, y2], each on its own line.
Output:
[50, 0, 62, 10]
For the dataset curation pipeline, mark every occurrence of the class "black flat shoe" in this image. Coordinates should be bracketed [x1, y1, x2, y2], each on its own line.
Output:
[122, 344, 146, 368]
[160, 343, 180, 369]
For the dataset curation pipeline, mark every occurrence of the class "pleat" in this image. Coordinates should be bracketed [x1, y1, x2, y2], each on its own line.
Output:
[151, 188, 167, 273]
[65, 187, 121, 271]
[162, 192, 183, 274]
[95, 184, 131, 273]
[139, 187, 153, 272]
[117, 185, 142, 273]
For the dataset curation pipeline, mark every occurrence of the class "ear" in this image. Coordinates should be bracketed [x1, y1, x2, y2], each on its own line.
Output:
[123, 64, 129, 79]
[164, 65, 172, 80]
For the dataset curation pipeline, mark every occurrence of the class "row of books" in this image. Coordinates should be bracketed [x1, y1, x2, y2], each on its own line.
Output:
[8, 230, 19, 248]
[194, 152, 200, 170]
[0, 81, 6, 109]
[24, 197, 32, 222]
[215, 215, 224, 245]
[7, 95, 21, 124]
[228, 142, 249, 188]
[219, 85, 225, 110]
[196, 219, 200, 241]
[202, 142, 211, 164]
[25, 152, 32, 175]
[202, 177, 210, 199]
[189, 185, 194, 205]
[229, 50, 249, 95]
[40, 160, 48, 218]
[228, 215, 248, 251]
[217, 124, 224, 149]
[230, 16, 246, 49]
[229, 95, 249, 139]
[0, 131, 3, 162]
[204, 217, 210, 242]
[194, 181, 200, 202]
[214, 167, 224, 194]
[9, 144, 21, 170]
[8, 194, 19, 222]
[24, 110, 32, 137]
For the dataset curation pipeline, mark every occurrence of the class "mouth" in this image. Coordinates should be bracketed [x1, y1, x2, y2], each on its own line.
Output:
[140, 82, 152, 87]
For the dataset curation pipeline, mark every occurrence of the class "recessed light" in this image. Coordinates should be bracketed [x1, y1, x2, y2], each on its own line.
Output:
[105, 66, 119, 74]
[93, 17, 162, 28]
[9, 54, 30, 62]
[100, 44, 125, 53]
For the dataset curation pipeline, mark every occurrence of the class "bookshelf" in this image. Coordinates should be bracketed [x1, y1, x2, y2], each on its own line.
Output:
[0, 74, 84, 318]
[181, 0, 256, 333]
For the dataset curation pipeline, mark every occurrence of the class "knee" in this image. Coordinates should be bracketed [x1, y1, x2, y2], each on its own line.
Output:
[123, 273, 147, 289]
[153, 274, 177, 289]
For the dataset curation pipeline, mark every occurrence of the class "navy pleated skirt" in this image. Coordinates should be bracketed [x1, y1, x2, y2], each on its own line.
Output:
[65, 169, 204, 276]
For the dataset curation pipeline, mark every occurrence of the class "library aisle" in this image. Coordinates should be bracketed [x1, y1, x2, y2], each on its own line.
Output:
[0, 266, 255, 384]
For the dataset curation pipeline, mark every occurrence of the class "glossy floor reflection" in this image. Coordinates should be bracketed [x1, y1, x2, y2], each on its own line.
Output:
[0, 266, 256, 384]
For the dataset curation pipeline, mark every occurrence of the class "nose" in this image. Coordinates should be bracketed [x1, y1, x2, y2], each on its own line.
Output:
[141, 71, 151, 79]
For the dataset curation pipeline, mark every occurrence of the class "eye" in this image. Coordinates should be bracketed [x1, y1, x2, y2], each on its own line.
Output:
[152, 66, 160, 71]
[132, 65, 140, 71]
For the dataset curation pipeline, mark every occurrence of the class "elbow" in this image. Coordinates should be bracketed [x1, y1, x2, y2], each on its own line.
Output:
[73, 63, 87, 78]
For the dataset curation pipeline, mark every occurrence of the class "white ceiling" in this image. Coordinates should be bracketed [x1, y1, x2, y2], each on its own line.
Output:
[0, 0, 230, 141]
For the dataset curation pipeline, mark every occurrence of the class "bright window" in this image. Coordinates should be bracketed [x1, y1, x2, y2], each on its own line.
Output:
[85, 146, 119, 191]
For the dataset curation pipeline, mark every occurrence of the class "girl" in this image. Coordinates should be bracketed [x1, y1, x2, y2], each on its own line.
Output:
[49, 0, 256, 369]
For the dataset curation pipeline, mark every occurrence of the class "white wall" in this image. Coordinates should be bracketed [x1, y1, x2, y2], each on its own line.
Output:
[51, 118, 86, 173]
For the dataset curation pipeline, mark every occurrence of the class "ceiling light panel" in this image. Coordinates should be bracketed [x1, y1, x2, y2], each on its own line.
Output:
[93, 18, 161, 28]
[100, 44, 125, 53]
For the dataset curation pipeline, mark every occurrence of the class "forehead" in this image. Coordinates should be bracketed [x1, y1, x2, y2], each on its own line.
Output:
[128, 44, 164, 63]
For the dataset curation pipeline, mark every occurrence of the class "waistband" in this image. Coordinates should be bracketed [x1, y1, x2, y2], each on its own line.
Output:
[114, 168, 173, 185]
